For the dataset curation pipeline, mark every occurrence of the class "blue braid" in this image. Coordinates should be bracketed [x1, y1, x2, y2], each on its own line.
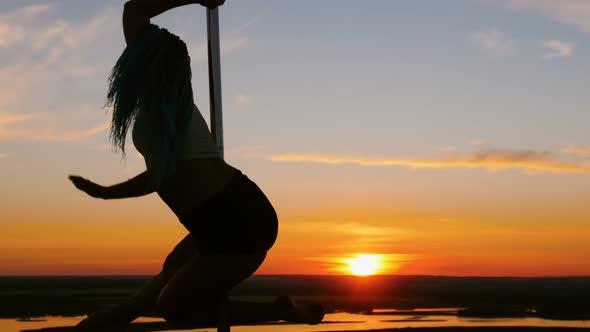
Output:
[106, 24, 193, 185]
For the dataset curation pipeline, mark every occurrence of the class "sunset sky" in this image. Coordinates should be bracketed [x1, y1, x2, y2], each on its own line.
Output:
[1, 0, 589, 276]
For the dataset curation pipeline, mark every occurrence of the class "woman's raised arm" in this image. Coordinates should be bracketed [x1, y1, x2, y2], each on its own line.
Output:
[122, 0, 225, 45]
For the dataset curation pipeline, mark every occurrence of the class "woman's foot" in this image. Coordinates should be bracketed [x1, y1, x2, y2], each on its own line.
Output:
[274, 295, 325, 325]
[74, 308, 130, 332]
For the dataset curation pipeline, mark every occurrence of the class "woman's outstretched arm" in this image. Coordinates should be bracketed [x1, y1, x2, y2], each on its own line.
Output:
[123, 0, 225, 45]
[69, 171, 156, 199]
[103, 171, 157, 199]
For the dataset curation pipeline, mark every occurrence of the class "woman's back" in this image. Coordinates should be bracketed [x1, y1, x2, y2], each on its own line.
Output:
[132, 102, 239, 216]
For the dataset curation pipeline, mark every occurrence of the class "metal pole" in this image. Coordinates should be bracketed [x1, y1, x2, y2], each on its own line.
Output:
[207, 7, 224, 160]
[207, 11, 230, 332]
[217, 293, 231, 332]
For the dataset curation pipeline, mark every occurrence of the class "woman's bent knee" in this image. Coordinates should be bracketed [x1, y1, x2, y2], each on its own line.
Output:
[161, 235, 198, 277]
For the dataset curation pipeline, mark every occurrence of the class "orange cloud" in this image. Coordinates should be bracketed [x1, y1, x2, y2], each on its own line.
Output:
[0, 112, 109, 142]
[270, 147, 590, 174]
[0, 113, 34, 126]
[0, 122, 109, 142]
[563, 144, 590, 157]
[278, 220, 410, 253]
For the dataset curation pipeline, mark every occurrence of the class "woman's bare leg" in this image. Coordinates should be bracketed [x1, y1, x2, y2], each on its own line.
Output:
[155, 252, 265, 324]
[76, 235, 324, 331]
[75, 234, 198, 330]
[114, 233, 200, 322]
[156, 253, 324, 325]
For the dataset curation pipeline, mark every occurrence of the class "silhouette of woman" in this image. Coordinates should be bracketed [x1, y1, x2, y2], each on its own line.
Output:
[69, 0, 323, 330]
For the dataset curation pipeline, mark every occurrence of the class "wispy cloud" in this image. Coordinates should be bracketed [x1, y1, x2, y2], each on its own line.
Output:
[20, 4, 53, 19]
[0, 22, 26, 48]
[0, 153, 7, 158]
[189, 36, 250, 63]
[221, 36, 249, 55]
[281, 221, 410, 251]
[0, 3, 53, 21]
[188, 17, 255, 63]
[0, 3, 54, 48]
[270, 146, 590, 174]
[471, 29, 516, 56]
[497, 0, 590, 35]
[563, 145, 590, 157]
[236, 93, 252, 106]
[31, 20, 70, 50]
[438, 146, 457, 153]
[0, 4, 119, 145]
[471, 138, 489, 146]
[220, 16, 257, 55]
[4, 3, 109, 54]
[229, 17, 259, 35]
[542, 40, 574, 59]
[34, 8, 116, 67]
[0, 113, 34, 126]
[0, 112, 109, 142]
[0, 122, 110, 142]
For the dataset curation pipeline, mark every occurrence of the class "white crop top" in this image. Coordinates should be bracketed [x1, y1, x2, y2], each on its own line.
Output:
[132, 104, 220, 163]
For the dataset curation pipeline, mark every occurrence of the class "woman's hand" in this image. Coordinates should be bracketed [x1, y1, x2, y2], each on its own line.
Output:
[200, 0, 225, 9]
[122, 0, 226, 44]
[69, 175, 107, 199]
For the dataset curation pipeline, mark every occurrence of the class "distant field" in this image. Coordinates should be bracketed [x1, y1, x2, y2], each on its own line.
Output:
[0, 275, 589, 319]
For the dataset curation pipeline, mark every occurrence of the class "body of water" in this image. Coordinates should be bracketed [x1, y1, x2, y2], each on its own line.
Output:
[2, 311, 590, 332]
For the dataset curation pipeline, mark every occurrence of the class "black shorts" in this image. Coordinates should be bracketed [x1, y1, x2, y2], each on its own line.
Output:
[178, 170, 278, 254]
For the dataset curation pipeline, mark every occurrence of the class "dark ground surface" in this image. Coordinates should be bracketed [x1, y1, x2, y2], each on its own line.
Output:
[324, 329, 590, 332]
[16, 325, 590, 332]
[1, 275, 589, 320]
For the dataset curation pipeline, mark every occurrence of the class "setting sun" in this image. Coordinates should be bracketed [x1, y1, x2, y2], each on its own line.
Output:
[346, 254, 382, 276]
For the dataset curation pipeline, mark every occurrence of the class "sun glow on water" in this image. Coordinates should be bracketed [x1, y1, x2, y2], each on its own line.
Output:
[346, 254, 382, 276]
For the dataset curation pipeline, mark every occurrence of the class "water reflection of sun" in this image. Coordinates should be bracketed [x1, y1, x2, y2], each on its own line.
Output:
[346, 254, 382, 276]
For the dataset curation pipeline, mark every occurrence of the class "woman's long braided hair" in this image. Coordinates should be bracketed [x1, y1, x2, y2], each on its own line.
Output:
[106, 24, 193, 184]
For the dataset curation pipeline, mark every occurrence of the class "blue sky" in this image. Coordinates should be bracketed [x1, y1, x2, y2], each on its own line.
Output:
[2, 0, 588, 154]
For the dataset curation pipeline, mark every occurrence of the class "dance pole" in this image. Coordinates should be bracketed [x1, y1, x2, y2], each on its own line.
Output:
[207, 10, 231, 332]
[207, 7, 224, 160]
